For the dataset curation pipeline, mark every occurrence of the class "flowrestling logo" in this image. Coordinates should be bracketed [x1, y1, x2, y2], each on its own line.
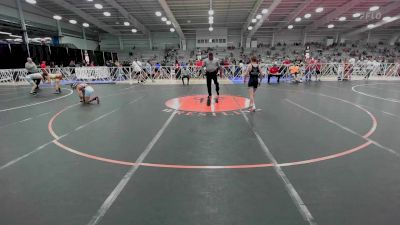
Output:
[163, 95, 261, 116]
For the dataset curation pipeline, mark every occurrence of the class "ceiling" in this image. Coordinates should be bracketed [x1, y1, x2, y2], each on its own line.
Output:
[8, 0, 400, 39]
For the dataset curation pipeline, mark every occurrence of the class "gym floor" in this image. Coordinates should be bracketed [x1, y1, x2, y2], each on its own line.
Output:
[1, 80, 400, 225]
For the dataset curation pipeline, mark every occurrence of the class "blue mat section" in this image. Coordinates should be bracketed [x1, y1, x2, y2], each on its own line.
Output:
[37, 80, 115, 87]
[230, 77, 290, 84]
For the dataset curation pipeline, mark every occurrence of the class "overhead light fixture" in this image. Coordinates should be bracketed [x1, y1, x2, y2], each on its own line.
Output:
[251, 19, 257, 23]
[209, 20, 213, 24]
[369, 6, 379, 11]
[304, 14, 311, 19]
[161, 17, 167, 22]
[262, 9, 268, 14]
[367, 24, 375, 29]
[87, 0, 93, 2]
[103, 12, 111, 17]
[353, 13, 361, 18]
[170, 28, 175, 32]
[256, 14, 262, 19]
[339, 16, 346, 21]
[208, 9, 214, 16]
[382, 16, 391, 21]
[315, 7, 324, 13]
[208, 16, 214, 21]
[288, 25, 293, 29]
[9, 34, 22, 38]
[166, 20, 171, 25]
[94, 4, 103, 9]
[131, 29, 137, 33]
[209, 27, 213, 32]
[53, 15, 62, 20]
[295, 17, 301, 22]
[83, 23, 89, 27]
[69, 19, 77, 24]
[155, 11, 162, 17]
[248, 26, 253, 30]
[25, 0, 37, 4]
[124, 21, 130, 26]
[0, 31, 12, 35]
[327, 24, 334, 28]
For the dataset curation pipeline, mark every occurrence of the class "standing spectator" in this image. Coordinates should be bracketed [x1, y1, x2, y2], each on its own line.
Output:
[175, 59, 181, 79]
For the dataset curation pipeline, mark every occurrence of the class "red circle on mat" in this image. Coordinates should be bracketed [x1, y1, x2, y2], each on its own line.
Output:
[165, 95, 250, 112]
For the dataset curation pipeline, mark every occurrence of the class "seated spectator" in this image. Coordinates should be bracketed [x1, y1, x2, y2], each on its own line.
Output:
[289, 64, 302, 83]
[268, 64, 281, 84]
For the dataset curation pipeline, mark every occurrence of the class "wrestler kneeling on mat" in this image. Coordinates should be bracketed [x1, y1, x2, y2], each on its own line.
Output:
[244, 56, 264, 112]
[71, 82, 100, 104]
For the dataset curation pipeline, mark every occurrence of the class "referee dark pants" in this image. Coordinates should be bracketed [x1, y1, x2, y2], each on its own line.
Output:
[206, 70, 219, 97]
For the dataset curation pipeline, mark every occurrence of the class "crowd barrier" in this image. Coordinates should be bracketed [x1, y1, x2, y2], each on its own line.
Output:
[1, 63, 399, 85]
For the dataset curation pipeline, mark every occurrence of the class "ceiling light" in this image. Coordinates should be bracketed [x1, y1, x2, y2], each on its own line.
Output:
[367, 24, 375, 29]
[208, 9, 214, 16]
[208, 16, 213, 21]
[170, 28, 175, 32]
[209, 27, 213, 32]
[161, 17, 167, 22]
[288, 25, 294, 29]
[252, 19, 257, 23]
[262, 9, 268, 14]
[382, 16, 391, 21]
[124, 21, 130, 26]
[327, 24, 334, 28]
[0, 31, 12, 35]
[315, 7, 324, 13]
[353, 13, 361, 18]
[155, 11, 162, 17]
[94, 4, 103, 9]
[166, 20, 171, 25]
[9, 34, 22, 38]
[304, 14, 311, 19]
[87, 0, 93, 2]
[256, 14, 262, 19]
[369, 6, 379, 11]
[295, 17, 301, 22]
[69, 19, 77, 24]
[103, 12, 111, 17]
[53, 15, 62, 20]
[25, 0, 37, 4]
[131, 29, 137, 33]
[209, 20, 213, 24]
[339, 16, 346, 21]
[248, 26, 253, 30]
[83, 23, 89, 27]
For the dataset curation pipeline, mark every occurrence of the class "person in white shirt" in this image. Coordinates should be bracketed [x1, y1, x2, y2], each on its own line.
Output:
[132, 59, 144, 83]
[203, 52, 221, 106]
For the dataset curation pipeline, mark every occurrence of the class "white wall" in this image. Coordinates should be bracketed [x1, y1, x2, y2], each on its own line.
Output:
[61, 36, 99, 50]
[196, 28, 228, 48]
[100, 32, 180, 51]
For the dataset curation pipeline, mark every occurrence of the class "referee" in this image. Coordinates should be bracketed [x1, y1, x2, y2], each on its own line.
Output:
[204, 52, 220, 106]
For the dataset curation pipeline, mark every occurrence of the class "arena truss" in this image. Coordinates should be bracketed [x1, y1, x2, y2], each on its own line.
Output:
[0, 63, 399, 85]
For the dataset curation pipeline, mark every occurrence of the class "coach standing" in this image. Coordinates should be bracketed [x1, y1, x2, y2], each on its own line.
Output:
[204, 52, 220, 106]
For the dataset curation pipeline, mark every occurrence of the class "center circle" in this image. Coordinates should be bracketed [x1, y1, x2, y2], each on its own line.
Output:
[48, 94, 378, 170]
[165, 95, 250, 112]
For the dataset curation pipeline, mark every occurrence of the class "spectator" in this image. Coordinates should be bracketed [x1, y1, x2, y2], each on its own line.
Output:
[268, 64, 281, 84]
